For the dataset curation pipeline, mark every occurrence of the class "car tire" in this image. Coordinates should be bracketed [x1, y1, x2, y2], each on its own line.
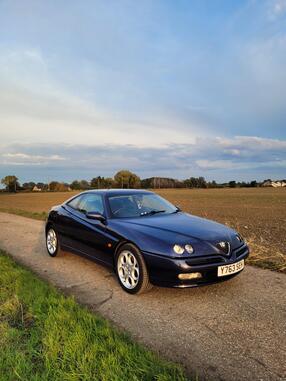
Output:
[46, 227, 60, 257]
[115, 243, 152, 294]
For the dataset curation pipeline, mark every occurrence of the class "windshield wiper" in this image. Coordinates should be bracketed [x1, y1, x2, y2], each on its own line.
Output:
[140, 209, 166, 216]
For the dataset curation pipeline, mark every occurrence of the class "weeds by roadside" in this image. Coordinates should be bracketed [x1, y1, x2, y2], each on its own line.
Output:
[0, 208, 47, 220]
[245, 238, 286, 273]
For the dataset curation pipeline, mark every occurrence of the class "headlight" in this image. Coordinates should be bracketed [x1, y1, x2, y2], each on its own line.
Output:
[185, 244, 194, 254]
[173, 244, 184, 255]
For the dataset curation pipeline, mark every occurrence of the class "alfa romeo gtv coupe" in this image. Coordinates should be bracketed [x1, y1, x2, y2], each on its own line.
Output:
[45, 189, 249, 294]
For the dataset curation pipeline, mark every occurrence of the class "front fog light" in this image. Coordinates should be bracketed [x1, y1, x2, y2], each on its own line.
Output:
[185, 244, 194, 254]
[178, 272, 202, 280]
[173, 244, 184, 255]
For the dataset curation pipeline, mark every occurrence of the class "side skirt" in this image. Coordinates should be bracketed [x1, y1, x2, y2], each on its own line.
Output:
[60, 243, 114, 270]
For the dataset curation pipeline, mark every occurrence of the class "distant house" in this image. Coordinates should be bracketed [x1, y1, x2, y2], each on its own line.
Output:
[32, 185, 42, 192]
[62, 183, 72, 191]
[261, 180, 286, 187]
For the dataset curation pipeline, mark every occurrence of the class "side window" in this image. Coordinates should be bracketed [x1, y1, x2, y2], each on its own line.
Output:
[77, 194, 104, 214]
[67, 195, 82, 210]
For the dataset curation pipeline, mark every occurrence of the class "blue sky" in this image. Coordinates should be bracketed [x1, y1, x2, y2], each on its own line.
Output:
[0, 0, 285, 183]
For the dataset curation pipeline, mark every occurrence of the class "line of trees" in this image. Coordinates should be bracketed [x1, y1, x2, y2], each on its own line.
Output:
[0, 171, 272, 193]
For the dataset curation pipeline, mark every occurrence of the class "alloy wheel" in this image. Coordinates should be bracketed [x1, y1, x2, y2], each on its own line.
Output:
[46, 228, 57, 255]
[117, 250, 140, 289]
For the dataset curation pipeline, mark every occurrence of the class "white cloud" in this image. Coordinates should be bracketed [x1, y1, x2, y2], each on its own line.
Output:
[216, 136, 286, 151]
[196, 160, 236, 170]
[271, 0, 286, 17]
[1, 153, 66, 165]
[1, 135, 285, 180]
[223, 149, 241, 156]
[195, 158, 286, 171]
[3, 153, 65, 160]
[0, 47, 202, 148]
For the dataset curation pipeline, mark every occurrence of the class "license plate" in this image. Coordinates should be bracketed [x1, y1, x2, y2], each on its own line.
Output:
[217, 259, 244, 277]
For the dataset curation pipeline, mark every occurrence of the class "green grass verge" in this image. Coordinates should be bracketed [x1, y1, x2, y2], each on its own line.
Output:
[0, 251, 188, 381]
[0, 208, 47, 221]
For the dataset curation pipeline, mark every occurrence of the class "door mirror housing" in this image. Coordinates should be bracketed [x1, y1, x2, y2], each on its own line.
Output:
[86, 212, 106, 223]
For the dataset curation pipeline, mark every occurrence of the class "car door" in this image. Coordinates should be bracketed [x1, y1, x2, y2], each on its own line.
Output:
[62, 193, 113, 266]
[55, 194, 83, 248]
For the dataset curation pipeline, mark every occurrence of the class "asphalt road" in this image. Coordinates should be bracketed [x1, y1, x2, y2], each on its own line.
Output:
[0, 212, 285, 381]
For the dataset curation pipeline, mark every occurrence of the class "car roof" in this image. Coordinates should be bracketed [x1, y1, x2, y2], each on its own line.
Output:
[79, 189, 154, 196]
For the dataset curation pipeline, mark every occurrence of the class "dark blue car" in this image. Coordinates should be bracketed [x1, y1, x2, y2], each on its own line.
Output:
[45, 189, 249, 294]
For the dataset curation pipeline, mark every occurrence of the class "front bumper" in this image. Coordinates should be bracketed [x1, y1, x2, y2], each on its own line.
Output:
[143, 243, 249, 288]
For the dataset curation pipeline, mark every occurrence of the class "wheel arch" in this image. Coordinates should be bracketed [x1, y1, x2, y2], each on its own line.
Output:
[45, 221, 54, 234]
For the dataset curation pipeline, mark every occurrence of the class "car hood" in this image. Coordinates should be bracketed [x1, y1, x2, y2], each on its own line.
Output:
[113, 212, 234, 242]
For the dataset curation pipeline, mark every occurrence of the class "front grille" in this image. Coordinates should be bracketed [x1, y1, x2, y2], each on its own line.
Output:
[234, 245, 248, 259]
[185, 244, 248, 268]
[186, 256, 224, 266]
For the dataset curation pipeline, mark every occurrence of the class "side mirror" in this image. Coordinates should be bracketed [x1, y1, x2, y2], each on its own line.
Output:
[86, 212, 106, 223]
[175, 205, 181, 212]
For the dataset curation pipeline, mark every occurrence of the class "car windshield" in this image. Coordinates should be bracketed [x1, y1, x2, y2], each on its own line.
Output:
[108, 193, 177, 218]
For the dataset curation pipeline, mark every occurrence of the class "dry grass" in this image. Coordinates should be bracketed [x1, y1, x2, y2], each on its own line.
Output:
[157, 188, 286, 273]
[0, 191, 78, 213]
[0, 188, 285, 273]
